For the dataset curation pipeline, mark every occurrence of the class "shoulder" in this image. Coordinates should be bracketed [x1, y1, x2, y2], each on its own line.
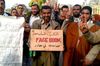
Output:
[51, 20, 60, 29]
[52, 20, 60, 26]
[3, 12, 11, 16]
[6, 13, 11, 16]
[25, 11, 31, 17]
[94, 21, 100, 26]
[90, 23, 100, 32]
[67, 22, 78, 28]
[32, 19, 42, 29]
[67, 22, 79, 34]
[33, 19, 42, 24]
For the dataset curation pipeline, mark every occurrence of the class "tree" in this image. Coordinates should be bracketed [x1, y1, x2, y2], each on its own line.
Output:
[29, 0, 46, 8]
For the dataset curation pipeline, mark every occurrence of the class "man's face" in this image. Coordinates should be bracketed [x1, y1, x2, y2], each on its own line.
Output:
[73, 6, 81, 17]
[61, 8, 69, 17]
[17, 5, 24, 13]
[80, 9, 90, 22]
[41, 9, 51, 22]
[0, 0, 5, 14]
[11, 9, 18, 16]
[31, 5, 39, 15]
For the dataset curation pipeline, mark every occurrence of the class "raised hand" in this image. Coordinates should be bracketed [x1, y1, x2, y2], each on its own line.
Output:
[53, 2, 59, 11]
[79, 22, 89, 34]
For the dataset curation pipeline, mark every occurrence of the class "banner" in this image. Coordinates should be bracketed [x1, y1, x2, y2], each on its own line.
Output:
[0, 16, 24, 66]
[30, 29, 64, 51]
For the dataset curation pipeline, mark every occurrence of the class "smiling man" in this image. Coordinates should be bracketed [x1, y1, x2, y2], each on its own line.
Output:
[31, 5, 60, 66]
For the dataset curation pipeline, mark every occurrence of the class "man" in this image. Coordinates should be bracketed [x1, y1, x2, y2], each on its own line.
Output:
[24, 4, 40, 66]
[53, 4, 70, 66]
[70, 4, 81, 22]
[0, 0, 10, 16]
[25, 4, 40, 28]
[64, 6, 100, 66]
[80, 23, 100, 43]
[17, 4, 25, 17]
[31, 5, 60, 66]
[54, 5, 69, 27]
[80, 22, 100, 66]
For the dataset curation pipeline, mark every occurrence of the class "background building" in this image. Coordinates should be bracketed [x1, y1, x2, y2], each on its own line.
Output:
[89, 0, 100, 14]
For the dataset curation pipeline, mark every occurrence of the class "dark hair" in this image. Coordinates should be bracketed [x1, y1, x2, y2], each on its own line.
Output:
[61, 5, 69, 10]
[0, 0, 5, 3]
[31, 4, 40, 10]
[73, 4, 81, 9]
[17, 4, 23, 7]
[41, 5, 52, 12]
[11, 8, 17, 13]
[81, 6, 92, 15]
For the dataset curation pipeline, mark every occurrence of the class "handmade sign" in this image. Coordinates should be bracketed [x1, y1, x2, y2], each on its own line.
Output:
[0, 16, 24, 66]
[30, 29, 64, 51]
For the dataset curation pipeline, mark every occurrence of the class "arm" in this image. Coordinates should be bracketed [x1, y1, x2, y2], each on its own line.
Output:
[84, 44, 100, 65]
[84, 29, 100, 44]
[79, 22, 100, 44]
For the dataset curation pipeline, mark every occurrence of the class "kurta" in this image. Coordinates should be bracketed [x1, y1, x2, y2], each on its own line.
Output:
[31, 19, 60, 66]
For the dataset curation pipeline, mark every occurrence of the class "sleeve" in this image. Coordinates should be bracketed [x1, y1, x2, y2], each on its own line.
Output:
[84, 29, 100, 44]
[85, 44, 100, 62]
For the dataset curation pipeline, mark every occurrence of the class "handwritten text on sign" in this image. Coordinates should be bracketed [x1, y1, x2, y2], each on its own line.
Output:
[30, 29, 64, 51]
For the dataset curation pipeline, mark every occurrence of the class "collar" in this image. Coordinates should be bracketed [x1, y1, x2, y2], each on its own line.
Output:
[74, 17, 81, 22]
[41, 20, 50, 25]
[87, 20, 93, 24]
[31, 14, 39, 17]
[3, 13, 9, 16]
[41, 19, 59, 29]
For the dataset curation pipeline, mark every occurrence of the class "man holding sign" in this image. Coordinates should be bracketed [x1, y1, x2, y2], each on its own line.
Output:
[30, 5, 61, 66]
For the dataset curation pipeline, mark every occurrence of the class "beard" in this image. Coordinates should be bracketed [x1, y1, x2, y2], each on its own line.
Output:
[73, 13, 80, 18]
[32, 11, 39, 16]
[43, 16, 51, 23]
[0, 7, 4, 15]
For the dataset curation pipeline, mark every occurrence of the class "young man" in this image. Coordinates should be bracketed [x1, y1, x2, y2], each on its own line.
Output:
[25, 4, 40, 28]
[16, 4, 24, 17]
[80, 22, 100, 66]
[31, 5, 60, 66]
[68, 4, 81, 22]
[64, 6, 100, 66]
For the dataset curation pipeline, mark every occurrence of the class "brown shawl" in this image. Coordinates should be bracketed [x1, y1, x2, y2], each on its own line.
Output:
[63, 22, 100, 66]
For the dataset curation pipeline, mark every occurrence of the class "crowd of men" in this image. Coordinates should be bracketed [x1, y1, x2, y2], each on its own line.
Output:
[0, 0, 100, 66]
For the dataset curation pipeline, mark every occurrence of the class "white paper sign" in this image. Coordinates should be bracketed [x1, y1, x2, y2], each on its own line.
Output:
[0, 16, 24, 66]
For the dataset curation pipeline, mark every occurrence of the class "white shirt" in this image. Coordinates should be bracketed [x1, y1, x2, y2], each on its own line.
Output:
[3, 13, 9, 16]
[74, 17, 81, 23]
[29, 15, 40, 28]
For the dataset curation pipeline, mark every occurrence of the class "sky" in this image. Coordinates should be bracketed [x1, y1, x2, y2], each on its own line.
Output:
[58, 0, 90, 5]
[5, 0, 31, 9]
[5, 0, 90, 9]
